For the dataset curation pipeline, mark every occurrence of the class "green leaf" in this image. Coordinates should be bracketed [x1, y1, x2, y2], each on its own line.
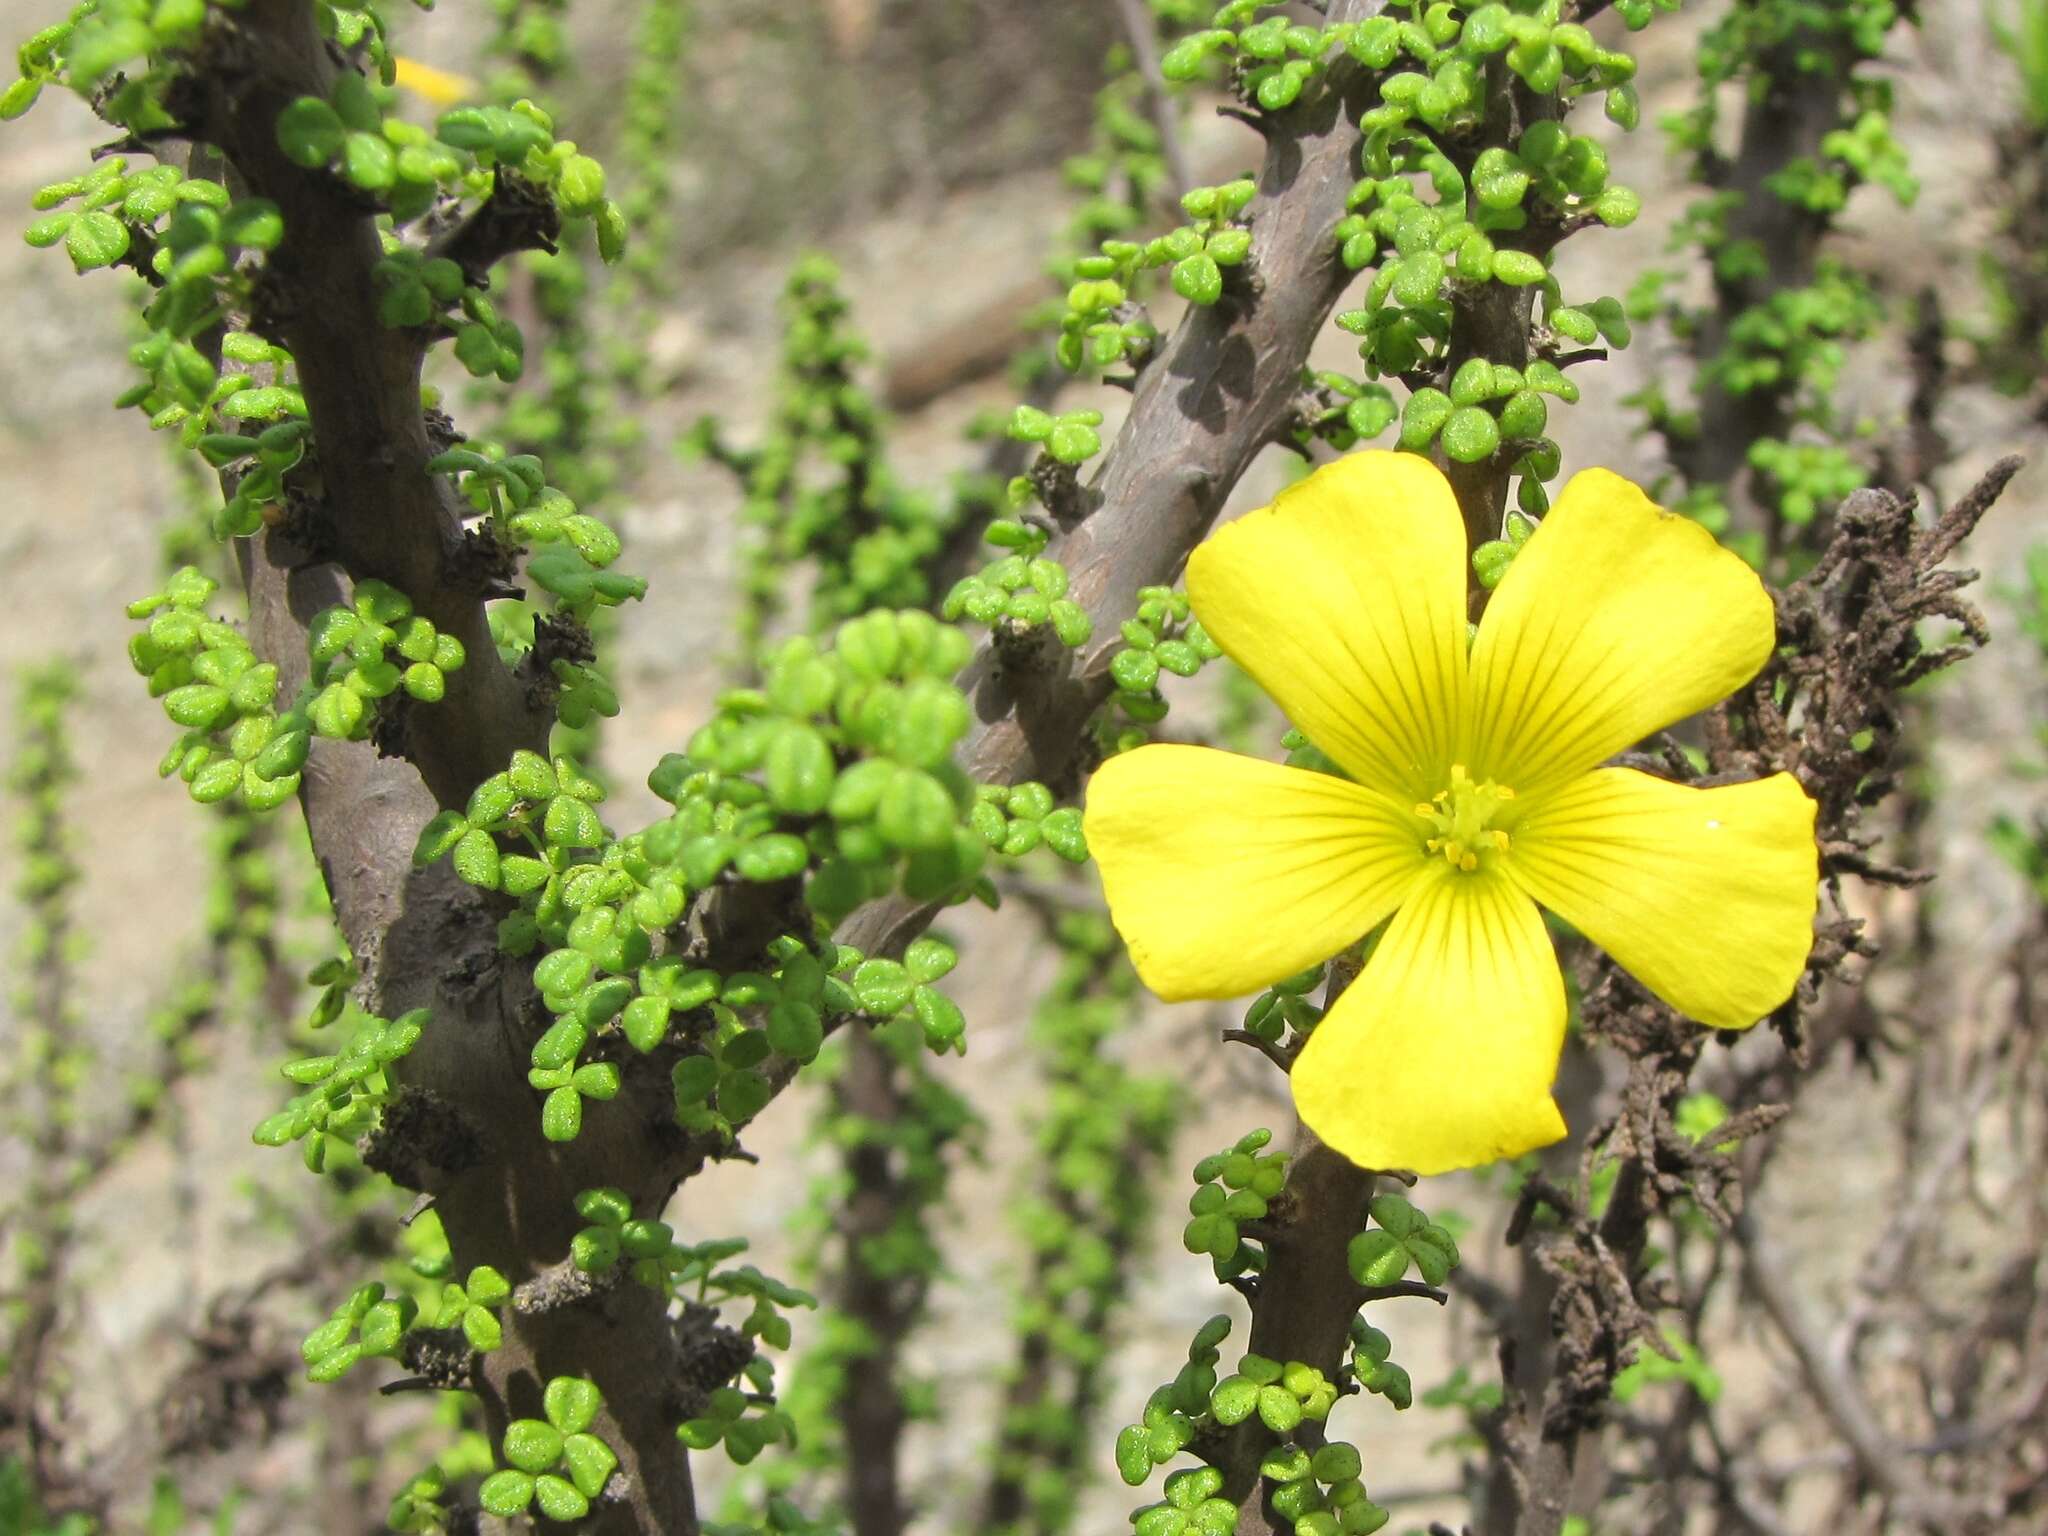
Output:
[1348, 1229, 1409, 1287]
[1391, 250, 1445, 306]
[478, 1470, 534, 1517]
[541, 1085, 583, 1141]
[1257, 1384, 1303, 1433]
[734, 832, 808, 882]
[1593, 185, 1641, 227]
[571, 1228, 620, 1272]
[766, 999, 823, 1061]
[561, 1433, 619, 1500]
[717, 1067, 770, 1124]
[190, 758, 245, 803]
[764, 724, 835, 814]
[1448, 357, 1496, 407]
[557, 154, 606, 215]
[1041, 807, 1088, 862]
[508, 748, 557, 799]
[503, 1417, 565, 1473]
[903, 937, 956, 983]
[1490, 249, 1547, 286]
[1045, 419, 1101, 464]
[1440, 406, 1501, 464]
[1171, 251, 1224, 306]
[1006, 405, 1054, 442]
[1397, 388, 1454, 451]
[1115, 1424, 1154, 1485]
[277, 97, 347, 168]
[1210, 1375, 1259, 1425]
[24, 210, 73, 249]
[676, 1418, 724, 1450]
[452, 827, 501, 888]
[671, 1054, 718, 1104]
[462, 1306, 503, 1352]
[163, 683, 231, 729]
[343, 132, 397, 192]
[1408, 1226, 1458, 1285]
[543, 792, 602, 848]
[911, 986, 965, 1049]
[1110, 647, 1160, 693]
[64, 210, 128, 272]
[1605, 82, 1641, 131]
[876, 767, 956, 852]
[850, 958, 914, 1015]
[1472, 147, 1530, 209]
[621, 995, 671, 1053]
[0, 77, 43, 121]
[222, 200, 285, 250]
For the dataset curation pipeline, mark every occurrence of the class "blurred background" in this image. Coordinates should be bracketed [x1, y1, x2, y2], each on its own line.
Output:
[1, 0, 2043, 1532]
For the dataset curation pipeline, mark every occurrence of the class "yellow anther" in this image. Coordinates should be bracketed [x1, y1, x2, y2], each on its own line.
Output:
[1414, 767, 1518, 873]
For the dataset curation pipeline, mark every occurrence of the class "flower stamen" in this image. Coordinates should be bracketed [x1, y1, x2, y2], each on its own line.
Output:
[1417, 764, 1516, 872]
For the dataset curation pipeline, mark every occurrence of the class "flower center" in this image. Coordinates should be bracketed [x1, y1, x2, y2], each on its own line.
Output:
[1415, 764, 1515, 873]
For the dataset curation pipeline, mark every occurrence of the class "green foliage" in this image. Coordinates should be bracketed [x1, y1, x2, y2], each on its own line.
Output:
[691, 258, 963, 656]
[385, 1463, 452, 1534]
[415, 605, 1010, 1134]
[1611, 1329, 1722, 1404]
[433, 1265, 511, 1352]
[1112, 1302, 1394, 1535]
[670, 1237, 818, 1359]
[1634, 0, 1916, 545]
[1100, 586, 1223, 753]
[0, 1459, 95, 1536]
[252, 1008, 427, 1173]
[942, 514, 1094, 649]
[300, 1279, 418, 1382]
[479, 1376, 618, 1522]
[1182, 1128, 1290, 1278]
[1118, 1137, 1462, 1530]
[1050, 176, 1255, 371]
[1239, 961, 1327, 1045]
[1472, 509, 1538, 590]
[570, 1187, 678, 1287]
[1, 0, 1953, 1531]
[129, 564, 478, 808]
[1346, 1193, 1461, 1289]
[8, 661, 82, 993]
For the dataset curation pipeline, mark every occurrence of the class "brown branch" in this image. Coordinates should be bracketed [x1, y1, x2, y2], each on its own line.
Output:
[175, 5, 694, 1529]
[192, 0, 549, 810]
[1732, 1208, 1959, 1525]
[831, 1030, 921, 1536]
[1212, 1129, 1375, 1520]
[155, 1, 1390, 1530]
[679, 0, 1386, 1099]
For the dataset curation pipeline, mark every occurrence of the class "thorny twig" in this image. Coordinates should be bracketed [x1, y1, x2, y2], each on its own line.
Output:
[1489, 459, 2022, 1536]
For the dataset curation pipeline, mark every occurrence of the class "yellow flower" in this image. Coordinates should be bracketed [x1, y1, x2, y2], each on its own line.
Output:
[392, 56, 478, 110]
[1085, 451, 1818, 1176]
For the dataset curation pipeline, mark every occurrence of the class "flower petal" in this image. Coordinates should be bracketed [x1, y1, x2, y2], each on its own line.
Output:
[1505, 767, 1817, 1029]
[1292, 867, 1567, 1176]
[1188, 450, 1469, 803]
[1466, 469, 1775, 796]
[1086, 744, 1428, 1001]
